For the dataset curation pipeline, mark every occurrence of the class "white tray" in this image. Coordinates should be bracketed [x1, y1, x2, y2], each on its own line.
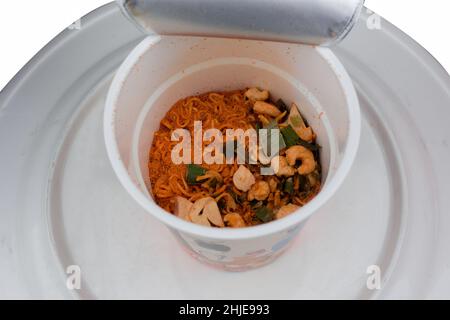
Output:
[1, 3, 449, 299]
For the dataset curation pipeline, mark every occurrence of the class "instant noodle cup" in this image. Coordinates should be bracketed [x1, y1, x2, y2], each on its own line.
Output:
[104, 36, 360, 271]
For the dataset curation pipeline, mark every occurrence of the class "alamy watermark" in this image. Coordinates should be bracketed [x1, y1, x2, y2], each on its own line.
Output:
[366, 265, 381, 290]
[171, 121, 281, 175]
[68, 19, 82, 31]
[366, 9, 382, 31]
[66, 265, 81, 290]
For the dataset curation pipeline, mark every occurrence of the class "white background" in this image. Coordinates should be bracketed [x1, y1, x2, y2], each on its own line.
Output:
[0, 0, 449, 91]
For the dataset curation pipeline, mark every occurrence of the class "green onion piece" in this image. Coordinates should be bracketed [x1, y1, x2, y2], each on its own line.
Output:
[275, 99, 288, 113]
[297, 138, 320, 152]
[255, 206, 274, 223]
[263, 119, 278, 130]
[290, 115, 303, 128]
[208, 177, 218, 189]
[261, 120, 286, 155]
[250, 200, 263, 209]
[283, 177, 294, 195]
[298, 174, 307, 191]
[186, 164, 207, 185]
[280, 125, 320, 151]
[239, 193, 247, 204]
[227, 187, 238, 199]
[227, 187, 245, 204]
[280, 125, 299, 147]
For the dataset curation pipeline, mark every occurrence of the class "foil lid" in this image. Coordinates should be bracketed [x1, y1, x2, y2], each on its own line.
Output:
[117, 0, 364, 46]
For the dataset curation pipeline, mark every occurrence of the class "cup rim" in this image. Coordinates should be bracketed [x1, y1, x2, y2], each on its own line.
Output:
[104, 36, 361, 240]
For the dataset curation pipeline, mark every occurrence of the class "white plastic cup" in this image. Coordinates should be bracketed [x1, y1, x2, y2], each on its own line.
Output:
[104, 36, 360, 271]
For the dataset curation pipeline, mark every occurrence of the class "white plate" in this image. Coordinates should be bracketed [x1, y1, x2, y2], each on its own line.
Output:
[0, 4, 449, 299]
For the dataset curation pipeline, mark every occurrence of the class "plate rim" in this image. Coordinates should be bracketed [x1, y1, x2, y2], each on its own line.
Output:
[1, 3, 449, 299]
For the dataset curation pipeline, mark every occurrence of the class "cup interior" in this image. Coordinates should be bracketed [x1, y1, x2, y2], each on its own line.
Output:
[105, 36, 359, 237]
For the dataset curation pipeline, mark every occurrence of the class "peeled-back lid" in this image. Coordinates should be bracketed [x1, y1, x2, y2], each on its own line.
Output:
[117, 0, 365, 46]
